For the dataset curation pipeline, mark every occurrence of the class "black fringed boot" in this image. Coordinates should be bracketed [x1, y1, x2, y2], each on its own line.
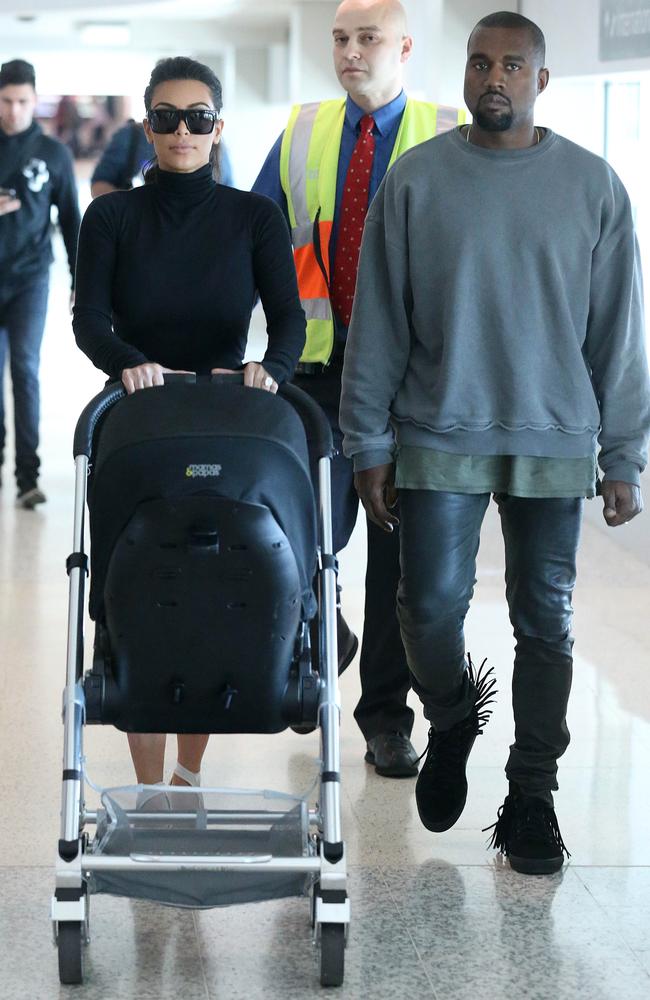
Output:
[484, 783, 570, 875]
[415, 655, 497, 832]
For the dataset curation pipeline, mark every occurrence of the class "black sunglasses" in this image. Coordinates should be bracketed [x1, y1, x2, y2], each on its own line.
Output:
[147, 108, 218, 135]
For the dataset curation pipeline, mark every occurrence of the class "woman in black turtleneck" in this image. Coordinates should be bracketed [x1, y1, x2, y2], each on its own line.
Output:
[73, 57, 306, 791]
[74, 57, 305, 396]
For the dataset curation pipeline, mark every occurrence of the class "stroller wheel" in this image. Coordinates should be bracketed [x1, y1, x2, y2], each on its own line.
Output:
[319, 923, 345, 987]
[57, 921, 85, 984]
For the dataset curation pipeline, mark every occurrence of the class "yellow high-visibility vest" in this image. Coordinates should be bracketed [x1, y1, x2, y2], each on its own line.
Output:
[280, 97, 465, 364]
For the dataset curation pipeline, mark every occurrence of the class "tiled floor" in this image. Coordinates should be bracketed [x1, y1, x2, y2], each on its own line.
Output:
[1, 252, 649, 998]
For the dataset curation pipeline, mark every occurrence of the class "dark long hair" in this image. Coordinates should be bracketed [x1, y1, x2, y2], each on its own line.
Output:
[142, 56, 223, 184]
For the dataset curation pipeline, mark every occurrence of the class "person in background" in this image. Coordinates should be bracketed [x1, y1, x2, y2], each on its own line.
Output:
[340, 11, 650, 874]
[90, 118, 234, 197]
[74, 56, 305, 790]
[253, 0, 465, 779]
[53, 94, 82, 157]
[0, 59, 80, 508]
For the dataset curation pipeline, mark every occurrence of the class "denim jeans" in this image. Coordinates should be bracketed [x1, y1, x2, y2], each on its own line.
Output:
[397, 489, 582, 800]
[0, 276, 50, 492]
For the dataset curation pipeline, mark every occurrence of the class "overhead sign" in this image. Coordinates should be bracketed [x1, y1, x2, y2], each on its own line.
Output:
[601, 0, 650, 60]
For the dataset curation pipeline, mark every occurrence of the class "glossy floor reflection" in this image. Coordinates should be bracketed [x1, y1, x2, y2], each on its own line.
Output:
[1, 252, 649, 997]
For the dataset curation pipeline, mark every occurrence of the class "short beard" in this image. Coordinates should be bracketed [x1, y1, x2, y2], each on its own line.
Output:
[475, 108, 513, 132]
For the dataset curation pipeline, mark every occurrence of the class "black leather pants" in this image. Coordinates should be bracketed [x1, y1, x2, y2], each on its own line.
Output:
[398, 489, 582, 799]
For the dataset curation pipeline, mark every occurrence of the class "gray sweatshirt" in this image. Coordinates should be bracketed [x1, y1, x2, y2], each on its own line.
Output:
[340, 128, 650, 485]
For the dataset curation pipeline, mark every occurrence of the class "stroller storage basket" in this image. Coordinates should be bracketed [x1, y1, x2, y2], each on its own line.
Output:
[90, 786, 315, 908]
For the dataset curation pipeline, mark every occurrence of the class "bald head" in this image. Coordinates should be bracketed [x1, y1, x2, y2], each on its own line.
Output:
[335, 0, 408, 37]
[332, 0, 412, 112]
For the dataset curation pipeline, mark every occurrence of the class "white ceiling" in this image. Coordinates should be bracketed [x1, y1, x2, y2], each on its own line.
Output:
[0, 0, 307, 49]
[1, 0, 284, 16]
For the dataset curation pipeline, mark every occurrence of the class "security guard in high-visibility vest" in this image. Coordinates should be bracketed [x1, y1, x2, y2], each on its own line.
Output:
[253, 0, 464, 777]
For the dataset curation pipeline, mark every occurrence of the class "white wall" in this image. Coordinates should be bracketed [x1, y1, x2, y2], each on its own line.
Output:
[289, 1, 339, 102]
[439, 0, 518, 105]
[523, 0, 650, 77]
[403, 0, 518, 107]
[401, 0, 443, 100]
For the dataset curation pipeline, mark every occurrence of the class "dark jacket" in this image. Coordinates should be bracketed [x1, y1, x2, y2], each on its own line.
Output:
[0, 121, 80, 287]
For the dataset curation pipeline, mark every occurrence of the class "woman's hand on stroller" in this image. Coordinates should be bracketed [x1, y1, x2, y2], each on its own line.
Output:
[354, 463, 399, 533]
[121, 363, 193, 394]
[211, 362, 278, 393]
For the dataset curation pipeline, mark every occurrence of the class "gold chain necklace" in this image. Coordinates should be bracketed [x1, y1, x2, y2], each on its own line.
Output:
[465, 125, 541, 146]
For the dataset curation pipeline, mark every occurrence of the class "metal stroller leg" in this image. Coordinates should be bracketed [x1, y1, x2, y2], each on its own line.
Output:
[52, 456, 90, 984]
[314, 456, 349, 987]
[317, 456, 342, 850]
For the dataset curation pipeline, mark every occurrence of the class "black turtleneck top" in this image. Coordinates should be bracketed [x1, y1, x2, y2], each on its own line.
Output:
[73, 164, 305, 383]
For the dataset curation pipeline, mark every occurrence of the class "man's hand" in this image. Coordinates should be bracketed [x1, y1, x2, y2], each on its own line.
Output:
[601, 480, 643, 526]
[0, 193, 21, 217]
[354, 463, 398, 532]
[121, 363, 192, 394]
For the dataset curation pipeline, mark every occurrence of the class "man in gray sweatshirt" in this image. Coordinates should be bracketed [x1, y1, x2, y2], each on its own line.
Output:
[340, 10, 650, 874]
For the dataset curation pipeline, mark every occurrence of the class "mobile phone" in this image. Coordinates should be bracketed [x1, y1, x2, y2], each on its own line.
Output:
[0, 187, 17, 198]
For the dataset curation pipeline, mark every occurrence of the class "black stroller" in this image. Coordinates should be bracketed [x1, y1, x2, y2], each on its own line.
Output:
[51, 375, 349, 987]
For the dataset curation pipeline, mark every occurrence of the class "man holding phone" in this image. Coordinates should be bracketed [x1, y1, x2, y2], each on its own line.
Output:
[0, 59, 80, 508]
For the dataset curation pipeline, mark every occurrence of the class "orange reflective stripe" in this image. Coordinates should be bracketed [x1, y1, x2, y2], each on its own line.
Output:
[294, 220, 332, 300]
[295, 245, 328, 299]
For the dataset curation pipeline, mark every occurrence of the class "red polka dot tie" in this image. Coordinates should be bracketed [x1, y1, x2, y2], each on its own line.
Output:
[331, 114, 376, 328]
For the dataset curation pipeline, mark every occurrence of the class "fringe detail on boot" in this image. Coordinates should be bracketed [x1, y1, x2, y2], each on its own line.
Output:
[416, 654, 497, 763]
[544, 807, 570, 859]
[483, 795, 515, 852]
[483, 792, 571, 859]
[467, 653, 498, 733]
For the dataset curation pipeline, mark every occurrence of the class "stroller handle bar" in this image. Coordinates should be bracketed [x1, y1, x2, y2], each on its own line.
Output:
[73, 373, 334, 460]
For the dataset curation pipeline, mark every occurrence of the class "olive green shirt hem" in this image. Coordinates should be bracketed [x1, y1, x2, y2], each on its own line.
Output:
[395, 447, 597, 499]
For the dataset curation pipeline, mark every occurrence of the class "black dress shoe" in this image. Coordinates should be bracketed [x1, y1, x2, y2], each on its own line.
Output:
[365, 732, 419, 778]
[291, 614, 358, 736]
[309, 611, 358, 677]
[337, 613, 359, 675]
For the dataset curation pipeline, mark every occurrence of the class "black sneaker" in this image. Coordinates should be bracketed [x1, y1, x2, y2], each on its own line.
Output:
[484, 784, 570, 875]
[16, 486, 47, 510]
[415, 656, 497, 832]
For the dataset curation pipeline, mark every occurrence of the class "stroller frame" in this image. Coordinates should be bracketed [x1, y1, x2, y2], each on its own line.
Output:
[52, 379, 350, 987]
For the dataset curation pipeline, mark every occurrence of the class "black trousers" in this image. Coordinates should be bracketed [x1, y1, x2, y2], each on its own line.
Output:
[398, 489, 582, 801]
[293, 361, 413, 740]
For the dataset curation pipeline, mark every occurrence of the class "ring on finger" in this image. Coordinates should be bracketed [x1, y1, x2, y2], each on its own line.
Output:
[264, 375, 273, 388]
